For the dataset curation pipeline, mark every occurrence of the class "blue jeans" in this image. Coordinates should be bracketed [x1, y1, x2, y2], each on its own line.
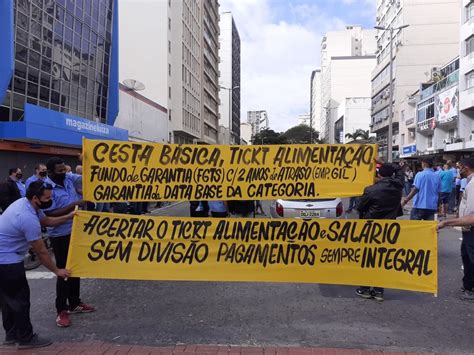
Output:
[410, 208, 437, 221]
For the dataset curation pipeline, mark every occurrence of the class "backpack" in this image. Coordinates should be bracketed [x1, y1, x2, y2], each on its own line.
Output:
[228, 200, 255, 216]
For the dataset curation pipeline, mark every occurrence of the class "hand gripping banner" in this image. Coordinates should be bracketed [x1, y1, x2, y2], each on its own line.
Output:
[67, 211, 438, 294]
[81, 139, 377, 202]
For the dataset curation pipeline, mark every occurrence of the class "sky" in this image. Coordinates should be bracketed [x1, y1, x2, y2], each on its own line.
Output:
[219, 0, 376, 132]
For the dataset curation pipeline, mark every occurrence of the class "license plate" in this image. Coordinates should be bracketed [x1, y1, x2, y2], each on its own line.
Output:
[300, 210, 320, 218]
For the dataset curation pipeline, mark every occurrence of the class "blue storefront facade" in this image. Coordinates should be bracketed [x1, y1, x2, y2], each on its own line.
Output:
[0, 0, 126, 171]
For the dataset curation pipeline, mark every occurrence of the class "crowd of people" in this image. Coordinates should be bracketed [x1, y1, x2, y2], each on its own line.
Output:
[0, 154, 473, 349]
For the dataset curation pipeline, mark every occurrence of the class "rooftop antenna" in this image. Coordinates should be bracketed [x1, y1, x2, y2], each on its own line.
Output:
[122, 79, 145, 91]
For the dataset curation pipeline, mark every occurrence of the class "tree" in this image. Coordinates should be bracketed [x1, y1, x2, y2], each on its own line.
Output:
[282, 124, 320, 144]
[252, 128, 287, 145]
[345, 129, 370, 142]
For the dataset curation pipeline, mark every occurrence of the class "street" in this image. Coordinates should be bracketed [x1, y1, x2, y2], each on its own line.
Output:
[10, 201, 473, 354]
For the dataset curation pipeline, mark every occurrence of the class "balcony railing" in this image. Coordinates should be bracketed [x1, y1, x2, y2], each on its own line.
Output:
[420, 70, 459, 100]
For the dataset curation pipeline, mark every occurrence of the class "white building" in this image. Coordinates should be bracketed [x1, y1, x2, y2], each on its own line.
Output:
[456, 1, 474, 152]
[298, 113, 311, 126]
[310, 69, 322, 132]
[247, 110, 269, 139]
[371, 0, 460, 160]
[219, 12, 241, 145]
[119, 0, 220, 145]
[320, 26, 377, 143]
[334, 98, 372, 144]
[115, 84, 169, 143]
[240, 122, 252, 145]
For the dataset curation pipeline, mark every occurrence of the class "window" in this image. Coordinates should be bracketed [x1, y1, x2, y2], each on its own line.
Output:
[168, 63, 171, 76]
[428, 135, 433, 148]
[168, 40, 171, 53]
[401, 133, 405, 145]
[168, 18, 171, 30]
[467, 71, 474, 89]
[467, 2, 474, 21]
[401, 110, 405, 122]
[168, 86, 171, 99]
[467, 36, 474, 55]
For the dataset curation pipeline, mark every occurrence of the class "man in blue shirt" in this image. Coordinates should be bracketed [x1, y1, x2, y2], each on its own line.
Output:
[44, 157, 94, 328]
[25, 164, 47, 190]
[439, 163, 454, 217]
[0, 181, 72, 349]
[402, 158, 441, 220]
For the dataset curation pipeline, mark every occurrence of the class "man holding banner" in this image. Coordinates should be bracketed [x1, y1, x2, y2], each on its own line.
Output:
[355, 162, 404, 301]
[0, 181, 72, 349]
[44, 157, 95, 328]
[438, 157, 474, 301]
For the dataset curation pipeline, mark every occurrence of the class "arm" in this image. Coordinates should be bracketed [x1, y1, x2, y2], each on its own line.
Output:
[439, 214, 474, 229]
[30, 239, 69, 278]
[356, 190, 371, 215]
[44, 200, 84, 217]
[40, 211, 75, 227]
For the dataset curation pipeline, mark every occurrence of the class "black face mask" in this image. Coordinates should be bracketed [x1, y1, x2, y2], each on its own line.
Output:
[37, 199, 53, 210]
[51, 173, 66, 184]
[38, 171, 47, 178]
[16, 173, 23, 179]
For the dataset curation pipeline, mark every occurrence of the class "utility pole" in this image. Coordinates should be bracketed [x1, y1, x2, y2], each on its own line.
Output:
[374, 24, 409, 162]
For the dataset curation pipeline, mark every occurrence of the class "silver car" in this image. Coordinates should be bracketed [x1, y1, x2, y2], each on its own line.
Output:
[270, 198, 344, 219]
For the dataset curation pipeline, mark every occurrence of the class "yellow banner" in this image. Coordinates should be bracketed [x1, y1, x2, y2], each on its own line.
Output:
[67, 211, 438, 294]
[82, 139, 377, 202]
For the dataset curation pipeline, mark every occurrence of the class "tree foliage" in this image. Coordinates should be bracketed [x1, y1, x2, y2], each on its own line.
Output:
[282, 124, 320, 144]
[345, 129, 371, 142]
[252, 128, 288, 145]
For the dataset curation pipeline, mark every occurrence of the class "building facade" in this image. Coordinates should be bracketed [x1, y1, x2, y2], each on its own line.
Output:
[115, 83, 169, 143]
[310, 69, 321, 132]
[371, 0, 460, 160]
[334, 98, 372, 144]
[119, 0, 220, 145]
[320, 26, 376, 143]
[240, 122, 252, 145]
[0, 0, 127, 168]
[218, 12, 241, 145]
[297, 113, 311, 126]
[457, 0, 474, 152]
[247, 110, 269, 139]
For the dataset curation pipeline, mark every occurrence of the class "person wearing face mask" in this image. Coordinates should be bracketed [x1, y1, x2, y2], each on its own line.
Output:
[0, 168, 24, 213]
[0, 181, 74, 349]
[43, 157, 93, 328]
[25, 164, 48, 190]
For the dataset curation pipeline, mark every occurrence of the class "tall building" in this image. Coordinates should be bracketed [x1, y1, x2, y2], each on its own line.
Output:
[320, 26, 376, 143]
[247, 110, 269, 139]
[310, 69, 321, 132]
[371, 0, 460, 160]
[0, 0, 127, 168]
[297, 113, 311, 126]
[218, 12, 241, 145]
[120, 0, 220, 145]
[458, 1, 474, 152]
[200, 0, 220, 144]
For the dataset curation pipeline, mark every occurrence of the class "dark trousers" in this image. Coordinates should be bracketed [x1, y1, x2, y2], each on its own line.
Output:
[211, 211, 228, 218]
[410, 208, 437, 221]
[50, 235, 81, 313]
[0, 262, 34, 342]
[461, 230, 474, 291]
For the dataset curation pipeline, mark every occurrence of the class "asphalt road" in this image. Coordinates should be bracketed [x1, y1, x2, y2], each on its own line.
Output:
[8, 201, 474, 353]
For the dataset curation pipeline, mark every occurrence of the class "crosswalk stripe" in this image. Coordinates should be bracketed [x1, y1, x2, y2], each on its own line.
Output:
[26, 271, 56, 279]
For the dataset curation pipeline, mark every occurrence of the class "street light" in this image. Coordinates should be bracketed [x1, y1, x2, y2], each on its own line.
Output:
[374, 24, 409, 162]
[220, 85, 240, 144]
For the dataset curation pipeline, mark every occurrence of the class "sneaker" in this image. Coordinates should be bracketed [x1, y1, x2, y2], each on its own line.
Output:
[372, 291, 384, 302]
[461, 290, 474, 301]
[69, 303, 95, 314]
[56, 310, 71, 327]
[17, 334, 52, 349]
[355, 287, 372, 299]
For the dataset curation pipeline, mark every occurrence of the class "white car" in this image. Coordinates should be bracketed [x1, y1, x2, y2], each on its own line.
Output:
[270, 198, 344, 219]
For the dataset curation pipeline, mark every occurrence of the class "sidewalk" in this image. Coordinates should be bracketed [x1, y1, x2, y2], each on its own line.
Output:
[0, 343, 440, 355]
